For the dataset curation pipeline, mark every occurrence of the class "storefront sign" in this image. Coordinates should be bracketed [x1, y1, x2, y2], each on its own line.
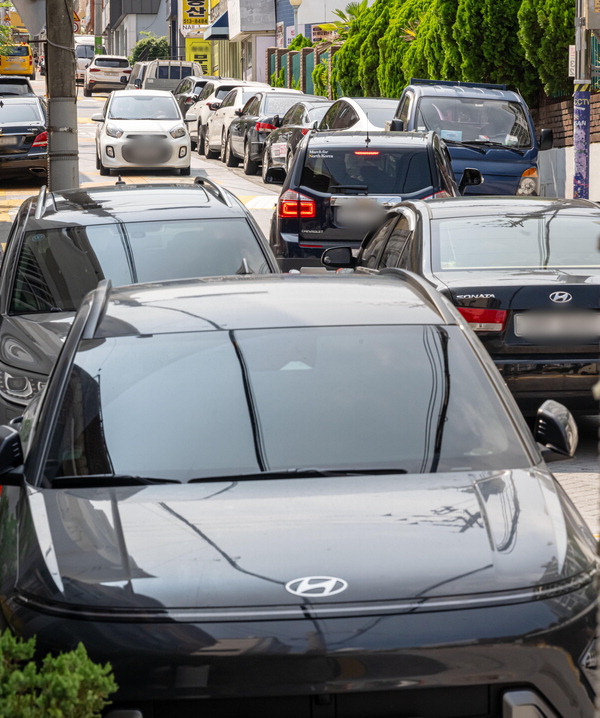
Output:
[181, 0, 208, 35]
[185, 37, 212, 75]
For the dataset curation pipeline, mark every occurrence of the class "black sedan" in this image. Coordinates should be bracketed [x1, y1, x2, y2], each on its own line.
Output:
[261, 98, 332, 182]
[0, 273, 596, 718]
[172, 75, 216, 117]
[227, 89, 310, 175]
[0, 180, 278, 425]
[0, 96, 47, 179]
[322, 196, 600, 414]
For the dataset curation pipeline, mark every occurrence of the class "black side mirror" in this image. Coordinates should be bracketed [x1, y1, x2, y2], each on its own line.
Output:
[538, 128, 553, 151]
[458, 167, 483, 195]
[272, 114, 281, 128]
[234, 108, 243, 117]
[134, 78, 142, 89]
[0, 425, 24, 480]
[120, 75, 128, 84]
[533, 399, 578, 462]
[263, 165, 285, 185]
[321, 246, 356, 270]
[208, 101, 222, 111]
[390, 118, 404, 132]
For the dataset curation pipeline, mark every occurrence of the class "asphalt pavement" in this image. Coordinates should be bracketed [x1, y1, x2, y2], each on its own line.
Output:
[0, 78, 597, 537]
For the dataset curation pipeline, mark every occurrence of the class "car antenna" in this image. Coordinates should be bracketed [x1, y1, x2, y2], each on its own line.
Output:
[115, 175, 126, 186]
[365, 113, 371, 147]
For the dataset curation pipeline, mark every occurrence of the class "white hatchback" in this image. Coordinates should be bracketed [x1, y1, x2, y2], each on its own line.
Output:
[84, 55, 131, 96]
[93, 90, 192, 176]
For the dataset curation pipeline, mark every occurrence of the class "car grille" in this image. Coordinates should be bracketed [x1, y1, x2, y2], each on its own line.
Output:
[125, 134, 168, 139]
[122, 140, 171, 165]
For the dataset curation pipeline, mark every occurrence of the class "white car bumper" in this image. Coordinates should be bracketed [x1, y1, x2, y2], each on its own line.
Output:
[99, 135, 191, 170]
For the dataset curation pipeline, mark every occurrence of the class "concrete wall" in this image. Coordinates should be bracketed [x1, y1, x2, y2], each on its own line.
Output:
[539, 144, 600, 200]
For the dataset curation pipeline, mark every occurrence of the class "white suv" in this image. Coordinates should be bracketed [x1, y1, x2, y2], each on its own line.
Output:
[188, 79, 249, 155]
[84, 55, 131, 96]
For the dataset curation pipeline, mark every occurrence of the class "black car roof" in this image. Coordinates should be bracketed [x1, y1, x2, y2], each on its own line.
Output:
[98, 274, 451, 337]
[307, 131, 431, 148]
[399, 196, 600, 220]
[26, 183, 250, 228]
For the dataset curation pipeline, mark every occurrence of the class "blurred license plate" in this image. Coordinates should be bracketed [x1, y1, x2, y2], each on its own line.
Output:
[514, 312, 600, 338]
[0, 136, 18, 146]
[336, 202, 385, 228]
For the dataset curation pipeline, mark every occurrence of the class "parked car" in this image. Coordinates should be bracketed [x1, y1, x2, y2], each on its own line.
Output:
[0, 75, 35, 96]
[322, 196, 600, 414]
[270, 130, 481, 270]
[318, 97, 398, 132]
[261, 98, 332, 182]
[127, 59, 203, 92]
[93, 89, 192, 176]
[75, 35, 106, 85]
[0, 180, 278, 424]
[227, 89, 305, 174]
[386, 78, 553, 195]
[83, 54, 131, 96]
[204, 83, 271, 160]
[173, 75, 218, 116]
[188, 78, 246, 155]
[0, 96, 47, 179]
[0, 271, 595, 717]
[0, 43, 35, 80]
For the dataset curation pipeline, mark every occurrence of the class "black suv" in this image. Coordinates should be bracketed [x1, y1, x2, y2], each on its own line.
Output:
[269, 130, 481, 270]
[0, 179, 278, 424]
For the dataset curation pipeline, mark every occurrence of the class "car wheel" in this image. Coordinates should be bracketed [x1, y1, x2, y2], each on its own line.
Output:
[204, 132, 219, 159]
[83, 86, 92, 97]
[30, 71, 36, 81]
[224, 133, 239, 167]
[197, 125, 205, 156]
[98, 153, 110, 176]
[243, 142, 258, 175]
[261, 151, 271, 183]
[179, 165, 191, 176]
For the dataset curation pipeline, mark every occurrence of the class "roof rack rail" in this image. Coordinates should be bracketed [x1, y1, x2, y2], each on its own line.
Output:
[82, 279, 112, 340]
[378, 267, 454, 324]
[410, 78, 508, 91]
[194, 175, 232, 206]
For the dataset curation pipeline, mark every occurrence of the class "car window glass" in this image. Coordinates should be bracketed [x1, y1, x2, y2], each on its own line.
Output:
[320, 103, 340, 129]
[332, 103, 350, 129]
[398, 93, 412, 126]
[241, 91, 259, 105]
[0, 82, 29, 95]
[215, 85, 237, 100]
[75, 45, 94, 59]
[0, 102, 43, 123]
[281, 105, 298, 125]
[309, 105, 330, 124]
[361, 217, 395, 268]
[108, 95, 179, 120]
[380, 215, 413, 268]
[5, 46, 29, 57]
[95, 58, 129, 68]
[199, 83, 213, 100]
[220, 91, 235, 108]
[264, 95, 299, 115]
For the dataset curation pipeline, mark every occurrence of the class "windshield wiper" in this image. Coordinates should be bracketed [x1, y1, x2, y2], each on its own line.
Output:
[189, 467, 407, 483]
[51, 475, 182, 488]
[460, 140, 526, 155]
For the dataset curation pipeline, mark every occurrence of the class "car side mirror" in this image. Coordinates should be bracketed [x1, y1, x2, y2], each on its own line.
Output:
[272, 114, 281, 128]
[0, 425, 24, 480]
[91, 113, 104, 122]
[533, 399, 578, 462]
[134, 78, 142, 89]
[312, 120, 319, 130]
[184, 111, 195, 123]
[321, 246, 356, 270]
[208, 101, 222, 111]
[389, 118, 404, 132]
[234, 108, 243, 117]
[264, 165, 285, 185]
[458, 167, 483, 195]
[119, 75, 128, 84]
[538, 128, 553, 151]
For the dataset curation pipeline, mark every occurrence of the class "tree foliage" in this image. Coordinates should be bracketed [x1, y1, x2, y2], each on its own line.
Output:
[356, 0, 391, 96]
[287, 34, 313, 51]
[334, 2, 371, 95]
[312, 60, 329, 96]
[0, 630, 117, 717]
[129, 31, 170, 65]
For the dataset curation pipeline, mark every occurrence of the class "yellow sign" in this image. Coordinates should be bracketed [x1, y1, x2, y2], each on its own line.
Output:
[182, 0, 208, 26]
[185, 38, 212, 75]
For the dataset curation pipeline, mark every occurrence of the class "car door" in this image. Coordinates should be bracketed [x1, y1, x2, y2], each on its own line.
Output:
[356, 216, 398, 270]
[231, 95, 260, 156]
[270, 104, 302, 165]
[208, 88, 233, 145]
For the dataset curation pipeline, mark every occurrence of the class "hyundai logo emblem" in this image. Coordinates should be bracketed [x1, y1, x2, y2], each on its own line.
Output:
[285, 576, 348, 598]
[549, 291, 572, 304]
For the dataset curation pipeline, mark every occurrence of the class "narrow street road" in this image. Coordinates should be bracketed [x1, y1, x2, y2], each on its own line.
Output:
[0, 79, 596, 537]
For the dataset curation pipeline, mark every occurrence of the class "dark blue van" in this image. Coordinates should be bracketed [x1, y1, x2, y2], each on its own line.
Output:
[387, 79, 553, 196]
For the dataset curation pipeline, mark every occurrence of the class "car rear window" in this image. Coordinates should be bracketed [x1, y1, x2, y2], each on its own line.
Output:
[11, 218, 271, 314]
[355, 103, 397, 127]
[265, 95, 302, 115]
[95, 58, 129, 68]
[5, 46, 29, 57]
[0, 82, 29, 95]
[157, 65, 193, 79]
[0, 102, 43, 123]
[75, 45, 95, 59]
[215, 85, 237, 100]
[300, 147, 433, 195]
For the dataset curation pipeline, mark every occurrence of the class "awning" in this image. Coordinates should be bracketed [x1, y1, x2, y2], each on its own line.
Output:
[204, 12, 229, 40]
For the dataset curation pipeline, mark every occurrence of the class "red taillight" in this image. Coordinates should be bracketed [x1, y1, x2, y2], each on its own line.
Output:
[184, 97, 194, 104]
[256, 121, 275, 133]
[278, 190, 316, 219]
[457, 306, 507, 332]
[300, 128, 310, 135]
[32, 131, 47, 148]
[89, 67, 101, 72]
[124, 69, 132, 73]
[354, 150, 380, 156]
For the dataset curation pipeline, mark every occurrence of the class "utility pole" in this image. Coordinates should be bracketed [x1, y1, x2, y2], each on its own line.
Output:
[46, 0, 79, 190]
[573, 0, 591, 198]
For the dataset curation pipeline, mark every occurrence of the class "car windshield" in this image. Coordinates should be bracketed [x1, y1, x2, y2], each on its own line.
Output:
[5, 46, 29, 57]
[431, 214, 600, 270]
[300, 147, 432, 195]
[265, 95, 303, 114]
[416, 97, 532, 147]
[75, 45, 95, 59]
[0, 103, 43, 123]
[309, 106, 330, 123]
[108, 94, 180, 120]
[95, 58, 129, 68]
[0, 82, 29, 95]
[43, 325, 530, 484]
[10, 218, 271, 314]
[356, 103, 397, 127]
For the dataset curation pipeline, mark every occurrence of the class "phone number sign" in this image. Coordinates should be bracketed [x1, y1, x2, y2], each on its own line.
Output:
[181, 0, 208, 32]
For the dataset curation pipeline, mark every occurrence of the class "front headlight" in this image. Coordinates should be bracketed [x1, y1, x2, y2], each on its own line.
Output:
[170, 125, 186, 139]
[516, 168, 539, 196]
[0, 368, 46, 405]
[106, 124, 124, 139]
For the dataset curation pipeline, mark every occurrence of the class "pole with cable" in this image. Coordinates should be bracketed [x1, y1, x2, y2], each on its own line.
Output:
[46, 0, 79, 190]
[573, 0, 591, 198]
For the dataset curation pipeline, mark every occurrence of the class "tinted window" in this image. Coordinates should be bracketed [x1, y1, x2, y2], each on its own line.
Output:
[432, 215, 600, 270]
[265, 95, 302, 115]
[215, 85, 237, 100]
[0, 102, 43, 123]
[156, 65, 193, 79]
[108, 94, 179, 120]
[300, 147, 433, 195]
[44, 325, 530, 483]
[416, 97, 532, 147]
[220, 90, 236, 108]
[95, 58, 129, 68]
[5, 46, 29, 57]
[0, 82, 29, 95]
[11, 219, 271, 314]
[199, 83, 214, 99]
[361, 218, 395, 268]
[380, 215, 412, 268]
[75, 45, 95, 59]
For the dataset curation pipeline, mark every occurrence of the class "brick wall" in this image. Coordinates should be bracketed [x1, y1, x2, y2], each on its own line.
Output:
[531, 92, 600, 147]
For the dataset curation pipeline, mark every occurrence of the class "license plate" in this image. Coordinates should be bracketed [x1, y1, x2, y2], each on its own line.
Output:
[336, 202, 386, 228]
[0, 136, 18, 147]
[514, 312, 600, 338]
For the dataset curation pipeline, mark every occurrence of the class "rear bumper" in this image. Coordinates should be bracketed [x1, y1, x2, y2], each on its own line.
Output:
[87, 80, 124, 91]
[0, 153, 47, 175]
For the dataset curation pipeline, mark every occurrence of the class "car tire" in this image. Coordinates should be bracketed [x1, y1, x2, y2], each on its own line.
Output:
[204, 132, 219, 159]
[83, 86, 92, 97]
[30, 71, 36, 81]
[224, 133, 239, 168]
[197, 125, 205, 156]
[261, 151, 271, 183]
[98, 154, 110, 176]
[179, 165, 191, 176]
[243, 142, 258, 176]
